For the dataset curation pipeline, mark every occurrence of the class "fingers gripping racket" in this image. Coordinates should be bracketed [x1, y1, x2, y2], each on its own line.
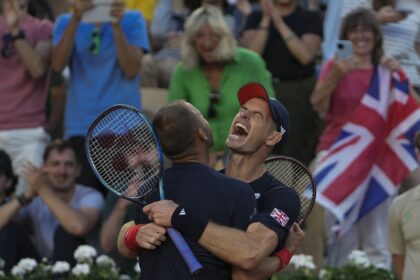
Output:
[85, 104, 203, 274]
[264, 156, 316, 224]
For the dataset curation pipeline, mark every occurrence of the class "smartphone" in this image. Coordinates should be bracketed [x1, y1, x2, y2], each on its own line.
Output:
[81, 0, 115, 23]
[336, 40, 353, 60]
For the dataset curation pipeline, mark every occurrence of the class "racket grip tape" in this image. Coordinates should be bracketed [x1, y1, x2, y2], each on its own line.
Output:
[167, 228, 203, 274]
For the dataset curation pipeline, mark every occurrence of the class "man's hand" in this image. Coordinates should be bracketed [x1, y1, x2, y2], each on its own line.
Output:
[21, 162, 49, 196]
[110, 0, 125, 25]
[285, 223, 305, 253]
[72, 0, 93, 19]
[137, 223, 167, 249]
[3, 0, 24, 35]
[376, 6, 406, 24]
[143, 200, 179, 227]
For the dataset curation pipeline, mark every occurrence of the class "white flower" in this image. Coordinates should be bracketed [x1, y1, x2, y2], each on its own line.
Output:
[52, 261, 71, 274]
[319, 268, 331, 279]
[96, 254, 116, 267]
[120, 274, 131, 280]
[290, 254, 316, 270]
[348, 250, 370, 268]
[0, 258, 4, 269]
[11, 258, 38, 276]
[134, 262, 141, 273]
[0, 270, 5, 277]
[73, 245, 97, 263]
[11, 265, 26, 277]
[71, 263, 90, 276]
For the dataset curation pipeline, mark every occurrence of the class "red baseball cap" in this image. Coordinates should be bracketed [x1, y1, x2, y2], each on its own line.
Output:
[237, 82, 290, 146]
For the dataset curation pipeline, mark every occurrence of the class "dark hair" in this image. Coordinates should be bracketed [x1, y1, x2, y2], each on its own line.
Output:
[43, 139, 80, 163]
[152, 101, 202, 160]
[0, 150, 18, 196]
[340, 8, 384, 65]
[28, 0, 53, 20]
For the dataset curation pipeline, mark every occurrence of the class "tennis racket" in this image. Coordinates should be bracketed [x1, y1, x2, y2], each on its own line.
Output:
[264, 156, 316, 224]
[85, 104, 203, 274]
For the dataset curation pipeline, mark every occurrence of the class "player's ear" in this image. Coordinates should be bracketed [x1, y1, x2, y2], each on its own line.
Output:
[266, 130, 282, 148]
[197, 127, 209, 143]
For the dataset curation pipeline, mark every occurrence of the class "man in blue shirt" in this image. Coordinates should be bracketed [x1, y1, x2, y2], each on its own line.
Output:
[51, 0, 150, 195]
[117, 101, 256, 279]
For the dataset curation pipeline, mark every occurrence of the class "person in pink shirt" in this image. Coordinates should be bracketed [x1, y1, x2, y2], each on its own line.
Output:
[311, 8, 401, 268]
[0, 0, 52, 195]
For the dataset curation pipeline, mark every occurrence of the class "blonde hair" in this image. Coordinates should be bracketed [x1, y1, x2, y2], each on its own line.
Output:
[181, 5, 237, 69]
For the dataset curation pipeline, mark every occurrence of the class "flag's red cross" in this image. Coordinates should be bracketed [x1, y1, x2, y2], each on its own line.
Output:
[270, 208, 289, 227]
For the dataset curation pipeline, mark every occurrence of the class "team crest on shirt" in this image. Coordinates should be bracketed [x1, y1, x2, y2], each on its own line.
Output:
[270, 208, 289, 227]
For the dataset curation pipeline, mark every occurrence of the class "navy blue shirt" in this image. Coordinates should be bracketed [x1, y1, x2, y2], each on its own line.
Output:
[135, 163, 256, 280]
[250, 172, 301, 252]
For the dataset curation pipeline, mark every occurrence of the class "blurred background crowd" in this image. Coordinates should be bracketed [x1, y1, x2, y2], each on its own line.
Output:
[0, 0, 420, 279]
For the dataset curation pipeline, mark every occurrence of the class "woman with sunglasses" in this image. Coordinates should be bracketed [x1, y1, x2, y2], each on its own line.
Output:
[169, 5, 273, 167]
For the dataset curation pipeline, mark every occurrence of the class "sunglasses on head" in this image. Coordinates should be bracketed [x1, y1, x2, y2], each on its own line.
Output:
[208, 91, 220, 119]
[89, 28, 101, 55]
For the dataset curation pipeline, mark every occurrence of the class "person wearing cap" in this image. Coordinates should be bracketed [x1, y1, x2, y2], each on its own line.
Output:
[141, 82, 303, 278]
[0, 150, 39, 272]
[118, 100, 257, 279]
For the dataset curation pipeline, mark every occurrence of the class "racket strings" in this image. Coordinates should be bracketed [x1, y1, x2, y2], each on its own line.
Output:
[265, 160, 314, 223]
[88, 109, 162, 198]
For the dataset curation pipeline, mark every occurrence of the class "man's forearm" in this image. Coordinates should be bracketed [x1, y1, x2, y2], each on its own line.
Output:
[0, 198, 22, 230]
[198, 221, 277, 270]
[51, 15, 79, 72]
[233, 256, 280, 280]
[111, 24, 143, 78]
[38, 187, 95, 236]
[14, 39, 51, 79]
[117, 220, 138, 259]
[100, 204, 127, 252]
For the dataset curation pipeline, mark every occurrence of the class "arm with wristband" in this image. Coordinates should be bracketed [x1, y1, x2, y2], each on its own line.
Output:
[117, 220, 167, 258]
[144, 199, 304, 275]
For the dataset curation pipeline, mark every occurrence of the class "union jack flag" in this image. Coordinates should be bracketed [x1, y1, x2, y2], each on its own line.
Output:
[314, 66, 420, 235]
[270, 208, 290, 227]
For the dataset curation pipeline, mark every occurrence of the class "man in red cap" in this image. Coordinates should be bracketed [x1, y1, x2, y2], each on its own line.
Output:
[138, 82, 303, 278]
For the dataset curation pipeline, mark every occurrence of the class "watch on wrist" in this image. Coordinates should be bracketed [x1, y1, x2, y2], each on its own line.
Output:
[16, 194, 32, 207]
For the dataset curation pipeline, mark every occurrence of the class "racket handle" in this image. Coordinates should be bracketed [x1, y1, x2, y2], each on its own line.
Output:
[167, 227, 203, 274]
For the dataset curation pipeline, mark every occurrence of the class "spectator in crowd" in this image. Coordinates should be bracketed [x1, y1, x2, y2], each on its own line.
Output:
[372, 0, 420, 93]
[25, 0, 67, 140]
[0, 140, 104, 265]
[142, 0, 247, 88]
[100, 194, 137, 273]
[118, 100, 257, 278]
[51, 0, 150, 196]
[388, 132, 420, 280]
[311, 8, 401, 268]
[241, 0, 323, 167]
[0, 0, 53, 195]
[0, 150, 39, 272]
[169, 5, 273, 167]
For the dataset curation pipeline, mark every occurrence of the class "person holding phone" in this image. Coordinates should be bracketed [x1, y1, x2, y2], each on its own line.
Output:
[311, 8, 402, 268]
[51, 0, 150, 196]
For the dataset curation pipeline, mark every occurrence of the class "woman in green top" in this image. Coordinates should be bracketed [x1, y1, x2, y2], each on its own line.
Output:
[169, 5, 274, 166]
